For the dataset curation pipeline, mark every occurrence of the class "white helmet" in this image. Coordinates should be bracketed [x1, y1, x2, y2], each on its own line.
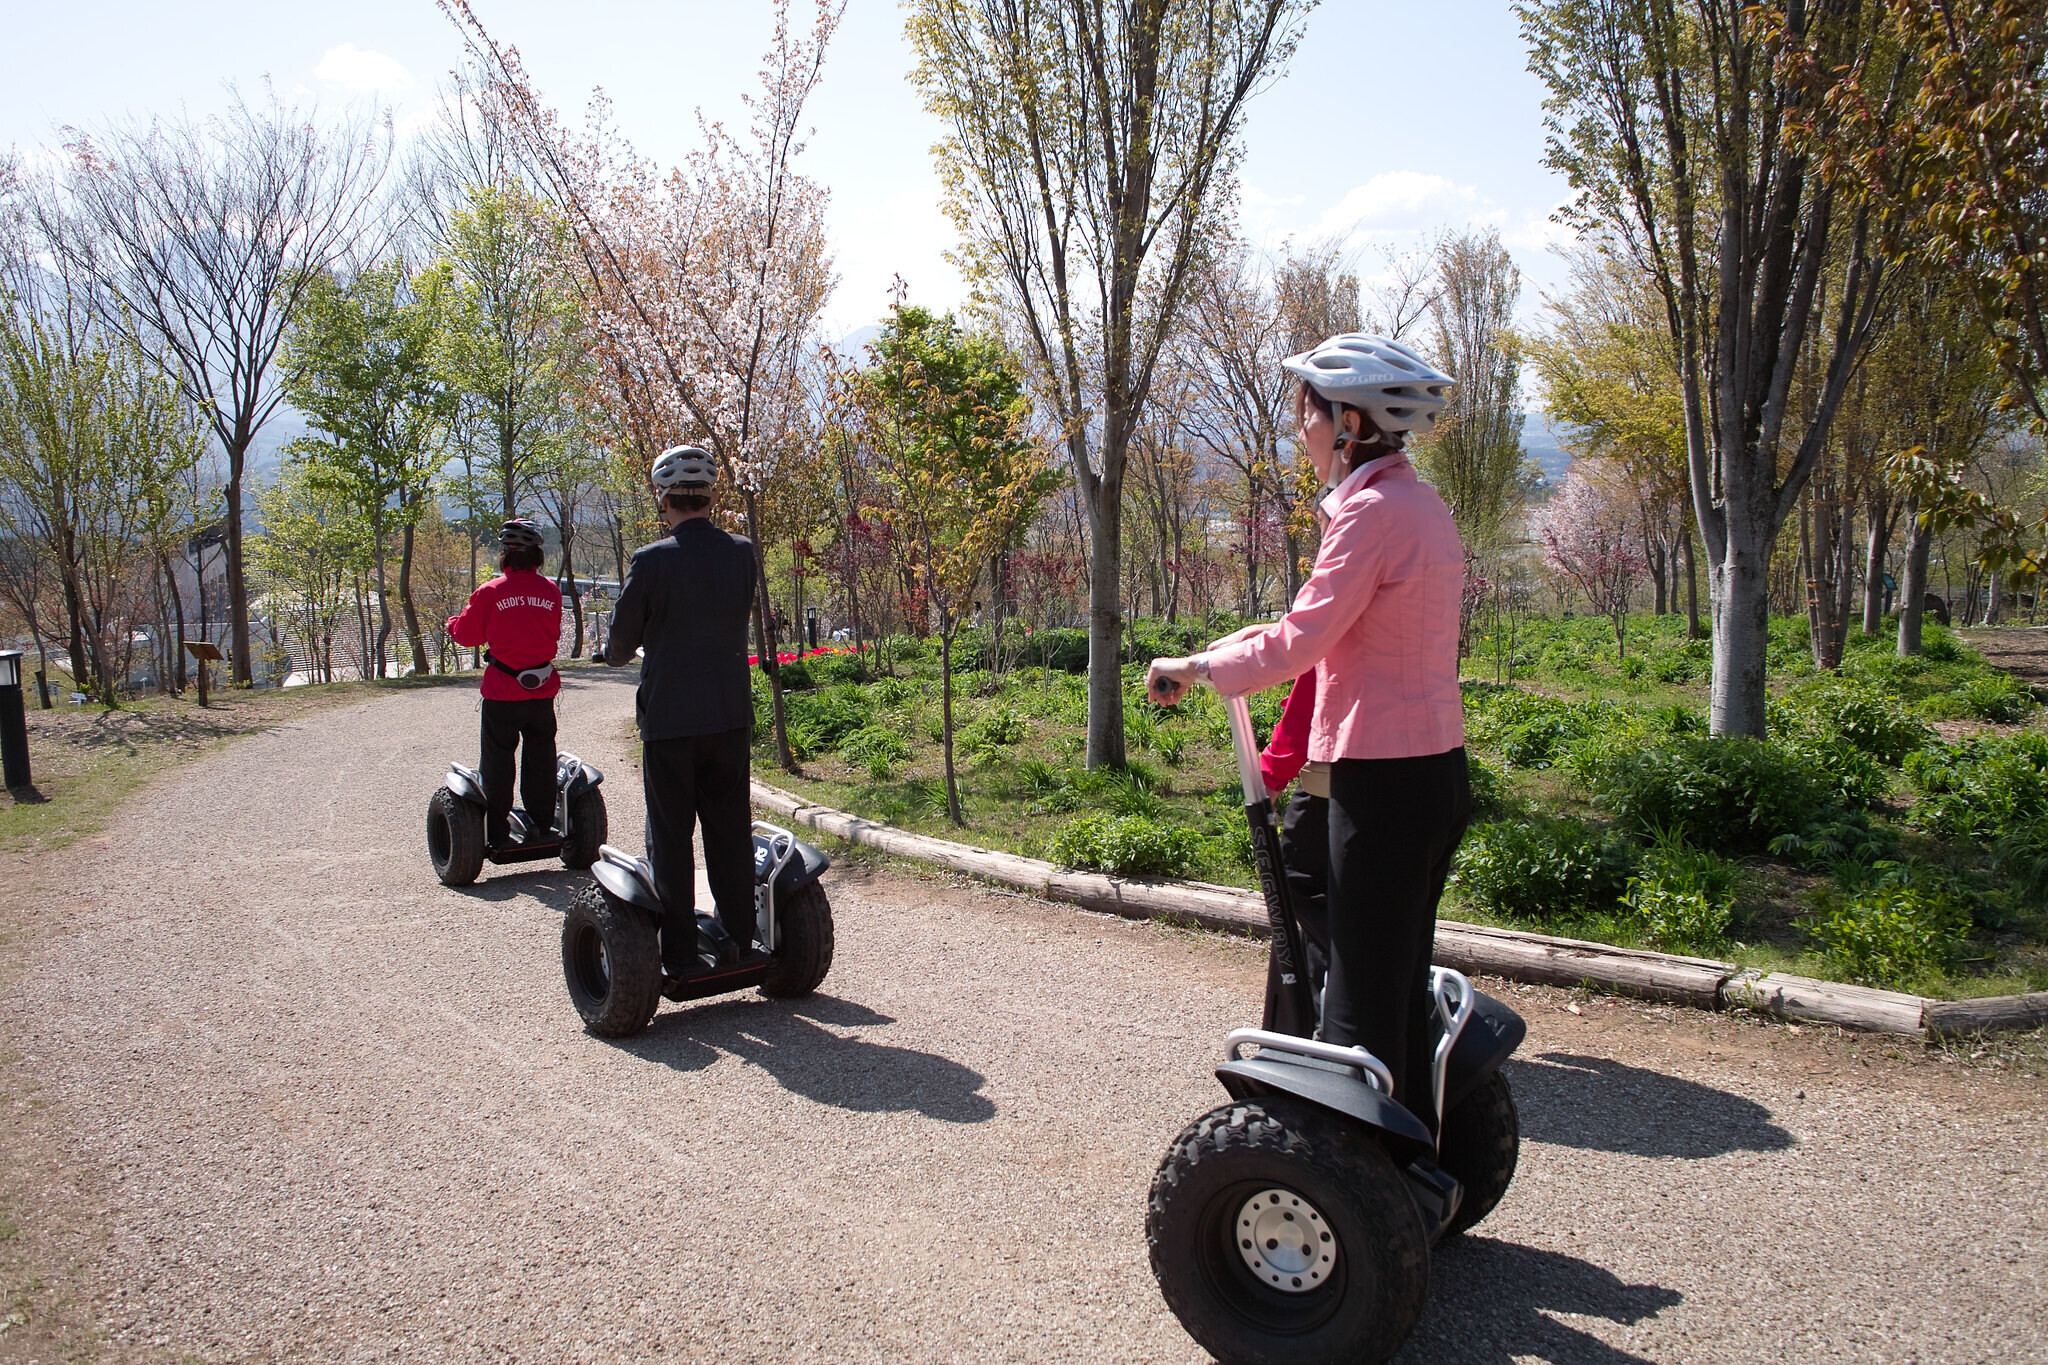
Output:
[1282, 333, 1454, 442]
[650, 444, 717, 493]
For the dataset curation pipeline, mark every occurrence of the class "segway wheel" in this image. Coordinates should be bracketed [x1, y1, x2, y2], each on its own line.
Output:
[1437, 1067, 1519, 1236]
[1148, 1097, 1430, 1365]
[560, 787, 608, 870]
[427, 786, 485, 887]
[561, 882, 662, 1037]
[759, 880, 835, 999]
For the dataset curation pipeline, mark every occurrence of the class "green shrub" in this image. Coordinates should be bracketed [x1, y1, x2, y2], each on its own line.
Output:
[1451, 817, 1635, 922]
[1048, 812, 1203, 878]
[1583, 734, 1837, 855]
[1467, 754, 1510, 819]
[805, 651, 870, 686]
[1802, 863, 1971, 988]
[782, 686, 871, 758]
[960, 704, 1028, 753]
[1906, 732, 2048, 842]
[1622, 833, 1738, 953]
[840, 725, 911, 780]
[1773, 729, 1890, 808]
[1945, 672, 2034, 723]
[1767, 808, 1894, 869]
[1779, 677, 1932, 764]
[1023, 627, 1089, 672]
[775, 659, 813, 690]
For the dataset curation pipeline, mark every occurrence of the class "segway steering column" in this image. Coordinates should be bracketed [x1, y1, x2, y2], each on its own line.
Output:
[1222, 692, 1318, 1039]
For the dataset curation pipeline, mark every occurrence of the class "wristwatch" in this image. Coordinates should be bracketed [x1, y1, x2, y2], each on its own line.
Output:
[1192, 653, 1212, 682]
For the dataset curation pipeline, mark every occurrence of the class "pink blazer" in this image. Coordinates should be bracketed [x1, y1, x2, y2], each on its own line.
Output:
[1208, 453, 1465, 761]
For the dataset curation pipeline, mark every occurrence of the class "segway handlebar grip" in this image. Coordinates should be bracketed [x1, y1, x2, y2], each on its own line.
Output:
[1224, 1027, 1396, 1096]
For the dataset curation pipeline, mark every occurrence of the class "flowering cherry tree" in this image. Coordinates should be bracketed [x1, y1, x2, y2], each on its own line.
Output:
[441, 0, 840, 772]
[1541, 457, 1649, 660]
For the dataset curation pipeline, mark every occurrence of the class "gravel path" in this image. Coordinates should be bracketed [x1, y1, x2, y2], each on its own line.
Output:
[3, 671, 2045, 1364]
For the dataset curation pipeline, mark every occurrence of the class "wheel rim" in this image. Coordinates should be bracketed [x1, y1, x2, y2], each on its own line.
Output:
[1234, 1187, 1336, 1293]
[570, 922, 611, 1001]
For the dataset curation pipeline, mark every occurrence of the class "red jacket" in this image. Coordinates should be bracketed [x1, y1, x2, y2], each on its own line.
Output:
[1260, 672, 1316, 795]
[446, 570, 564, 701]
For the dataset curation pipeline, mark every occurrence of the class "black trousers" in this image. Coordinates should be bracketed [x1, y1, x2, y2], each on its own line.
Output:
[480, 698, 558, 844]
[1324, 748, 1471, 1133]
[641, 727, 755, 972]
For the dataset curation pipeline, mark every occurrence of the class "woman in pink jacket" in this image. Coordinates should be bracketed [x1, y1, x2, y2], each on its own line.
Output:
[1149, 332, 1468, 1134]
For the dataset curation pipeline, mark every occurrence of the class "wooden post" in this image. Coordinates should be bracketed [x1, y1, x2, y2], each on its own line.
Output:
[182, 641, 223, 709]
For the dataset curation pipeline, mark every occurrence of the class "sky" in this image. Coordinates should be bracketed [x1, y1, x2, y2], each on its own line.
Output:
[1, 0, 1578, 345]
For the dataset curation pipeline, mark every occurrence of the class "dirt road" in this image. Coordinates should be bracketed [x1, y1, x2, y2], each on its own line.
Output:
[2, 671, 2043, 1363]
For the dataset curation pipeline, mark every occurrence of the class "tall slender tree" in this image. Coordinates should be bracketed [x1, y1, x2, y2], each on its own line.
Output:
[908, 0, 1313, 768]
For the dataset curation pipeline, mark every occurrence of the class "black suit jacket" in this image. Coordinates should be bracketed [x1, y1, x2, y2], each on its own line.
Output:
[604, 518, 757, 741]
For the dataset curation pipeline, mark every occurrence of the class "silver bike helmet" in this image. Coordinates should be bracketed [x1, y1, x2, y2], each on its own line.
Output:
[1283, 333, 1454, 443]
[499, 518, 544, 551]
[650, 444, 717, 493]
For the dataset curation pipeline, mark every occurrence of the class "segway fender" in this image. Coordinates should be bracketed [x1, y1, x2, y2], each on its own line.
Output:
[1443, 990, 1527, 1113]
[1216, 1057, 1436, 1163]
[556, 753, 604, 797]
[592, 860, 661, 914]
[445, 764, 487, 806]
[777, 838, 830, 896]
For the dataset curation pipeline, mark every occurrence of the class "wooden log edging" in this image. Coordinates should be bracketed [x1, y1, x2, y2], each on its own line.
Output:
[753, 781, 2047, 1038]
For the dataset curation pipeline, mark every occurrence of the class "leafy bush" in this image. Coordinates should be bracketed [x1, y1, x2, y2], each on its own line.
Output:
[1778, 677, 1931, 764]
[1921, 671, 2036, 723]
[782, 686, 871, 758]
[775, 659, 813, 691]
[1767, 808, 1894, 869]
[1022, 627, 1089, 672]
[840, 725, 911, 780]
[1906, 732, 2048, 842]
[1583, 734, 1837, 855]
[1463, 688, 1648, 771]
[1048, 812, 1203, 878]
[1623, 833, 1738, 953]
[1773, 729, 1890, 808]
[1466, 754, 1510, 819]
[960, 705, 1028, 758]
[1451, 817, 1635, 922]
[1802, 863, 1972, 988]
[805, 650, 870, 686]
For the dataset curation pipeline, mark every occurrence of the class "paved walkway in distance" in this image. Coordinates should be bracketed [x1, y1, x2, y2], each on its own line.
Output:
[2, 670, 2044, 1363]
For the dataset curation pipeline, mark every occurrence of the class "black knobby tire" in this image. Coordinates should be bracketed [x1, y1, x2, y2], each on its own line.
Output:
[1148, 1097, 1431, 1365]
[561, 882, 663, 1036]
[760, 880, 834, 999]
[560, 787, 607, 870]
[1437, 1068, 1519, 1236]
[427, 786, 485, 887]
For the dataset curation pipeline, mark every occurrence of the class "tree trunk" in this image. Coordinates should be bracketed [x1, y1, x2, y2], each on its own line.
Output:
[1648, 529, 1668, 616]
[1709, 526, 1773, 738]
[399, 519, 429, 675]
[1861, 496, 1892, 634]
[224, 438, 253, 685]
[371, 512, 393, 680]
[1680, 523, 1702, 639]
[1985, 570, 2004, 626]
[1084, 487, 1126, 769]
[940, 627, 962, 825]
[162, 550, 187, 693]
[1898, 502, 1932, 656]
[742, 492, 796, 773]
[561, 530, 585, 659]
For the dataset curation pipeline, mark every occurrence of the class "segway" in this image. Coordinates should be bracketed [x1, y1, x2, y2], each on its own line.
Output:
[426, 753, 609, 886]
[1146, 692, 1526, 1365]
[559, 821, 835, 1037]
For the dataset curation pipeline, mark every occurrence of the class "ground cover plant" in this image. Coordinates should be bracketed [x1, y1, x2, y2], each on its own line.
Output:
[753, 611, 2048, 999]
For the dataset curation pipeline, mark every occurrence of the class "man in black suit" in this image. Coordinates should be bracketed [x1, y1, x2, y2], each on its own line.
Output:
[601, 445, 758, 976]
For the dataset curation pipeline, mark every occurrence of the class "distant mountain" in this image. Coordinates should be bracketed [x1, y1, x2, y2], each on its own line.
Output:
[828, 323, 884, 364]
[1521, 412, 1574, 488]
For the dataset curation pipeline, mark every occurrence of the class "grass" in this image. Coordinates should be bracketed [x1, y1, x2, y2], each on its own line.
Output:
[751, 614, 2048, 1000]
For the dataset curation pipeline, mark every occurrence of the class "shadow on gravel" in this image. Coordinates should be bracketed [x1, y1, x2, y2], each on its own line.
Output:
[450, 868, 589, 908]
[619, 993, 997, 1124]
[1399, 1236, 1681, 1364]
[1508, 1053, 1795, 1159]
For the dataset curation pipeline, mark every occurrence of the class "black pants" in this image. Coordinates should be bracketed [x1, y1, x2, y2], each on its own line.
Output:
[1279, 789, 1332, 1016]
[1324, 749, 1471, 1134]
[642, 727, 755, 973]
[480, 698, 558, 845]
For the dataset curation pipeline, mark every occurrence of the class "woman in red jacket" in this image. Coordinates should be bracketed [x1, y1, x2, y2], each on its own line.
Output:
[446, 519, 564, 848]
